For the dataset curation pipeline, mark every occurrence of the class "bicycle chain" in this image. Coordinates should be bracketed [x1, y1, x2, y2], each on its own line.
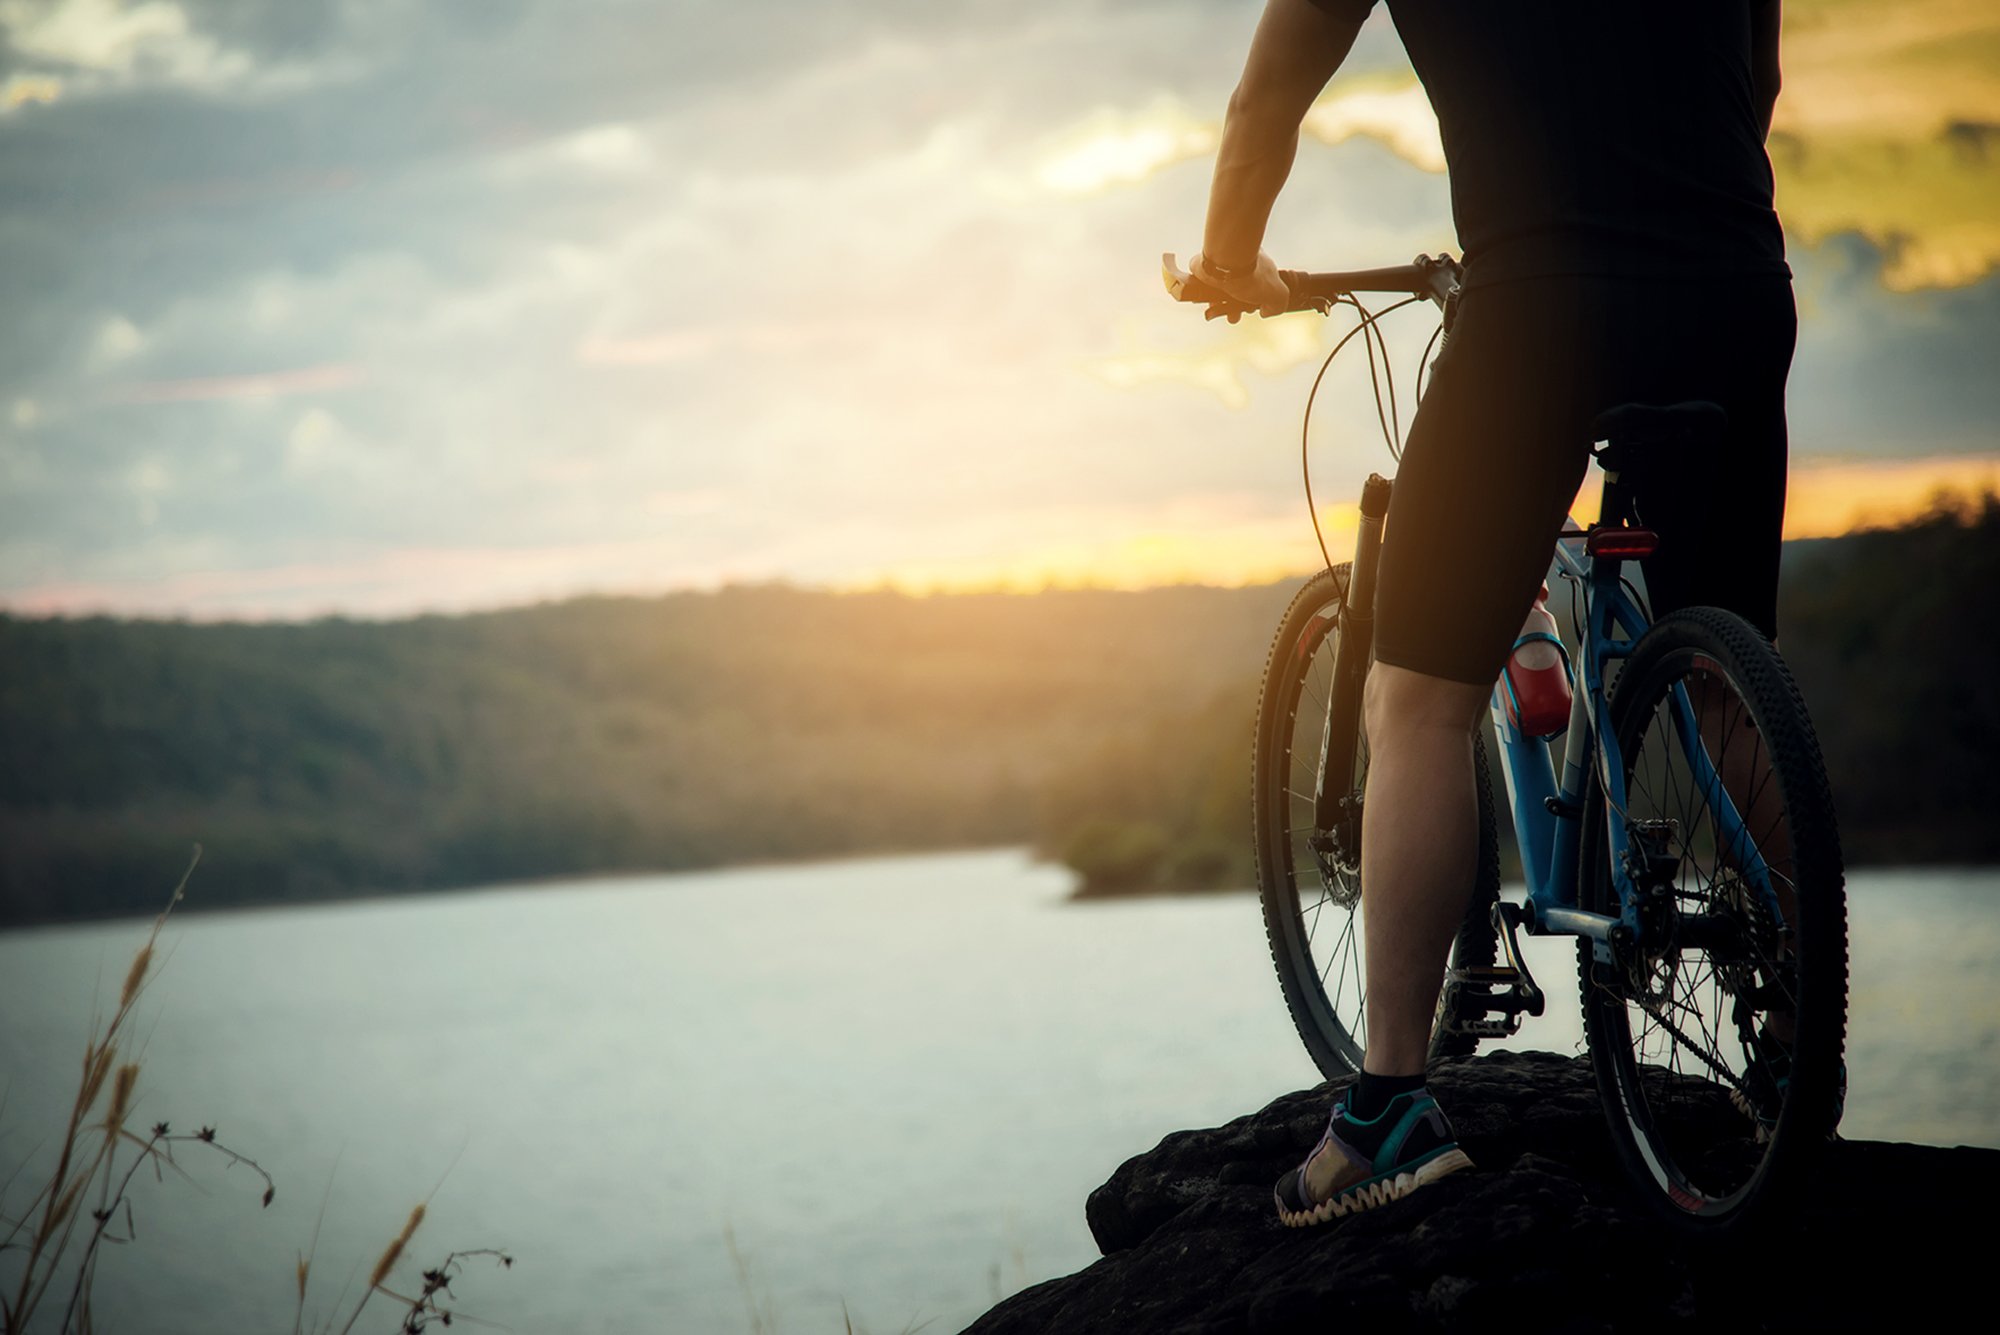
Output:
[1635, 989, 1748, 1094]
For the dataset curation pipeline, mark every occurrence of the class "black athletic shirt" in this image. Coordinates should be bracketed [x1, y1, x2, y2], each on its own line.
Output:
[1313, 1, 1789, 288]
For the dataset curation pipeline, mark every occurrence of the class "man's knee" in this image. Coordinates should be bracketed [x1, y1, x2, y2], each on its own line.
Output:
[1364, 661, 1490, 740]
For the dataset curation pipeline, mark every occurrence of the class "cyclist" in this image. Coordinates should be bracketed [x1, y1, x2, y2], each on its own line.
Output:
[1185, 0, 1792, 1225]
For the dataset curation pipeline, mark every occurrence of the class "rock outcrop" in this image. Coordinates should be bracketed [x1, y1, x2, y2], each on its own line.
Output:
[966, 1050, 1997, 1333]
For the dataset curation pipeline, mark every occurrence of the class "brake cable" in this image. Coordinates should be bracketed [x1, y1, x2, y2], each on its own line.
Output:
[1300, 294, 1440, 573]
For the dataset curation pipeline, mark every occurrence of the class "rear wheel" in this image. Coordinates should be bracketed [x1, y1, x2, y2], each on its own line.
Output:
[1253, 565, 1502, 1078]
[1579, 607, 1847, 1231]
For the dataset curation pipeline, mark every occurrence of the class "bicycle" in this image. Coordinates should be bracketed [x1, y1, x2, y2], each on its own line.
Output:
[1164, 252, 1848, 1232]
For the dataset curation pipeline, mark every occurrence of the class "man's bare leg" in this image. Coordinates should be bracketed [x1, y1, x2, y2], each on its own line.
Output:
[1272, 660, 1490, 1224]
[1358, 662, 1493, 1077]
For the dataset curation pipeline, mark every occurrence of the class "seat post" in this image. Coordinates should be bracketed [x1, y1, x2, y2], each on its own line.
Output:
[1585, 400, 1728, 530]
[1592, 440, 1638, 529]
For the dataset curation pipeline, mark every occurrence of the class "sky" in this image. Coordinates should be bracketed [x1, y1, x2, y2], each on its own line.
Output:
[1, 0, 1996, 618]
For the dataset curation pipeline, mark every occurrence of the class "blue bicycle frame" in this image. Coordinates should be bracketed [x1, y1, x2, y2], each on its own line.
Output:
[1486, 521, 1780, 963]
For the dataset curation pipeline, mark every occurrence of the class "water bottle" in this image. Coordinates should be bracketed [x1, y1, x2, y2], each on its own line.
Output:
[1502, 584, 1571, 738]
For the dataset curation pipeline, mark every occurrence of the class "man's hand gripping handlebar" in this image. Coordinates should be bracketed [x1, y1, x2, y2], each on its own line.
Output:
[1162, 252, 1463, 321]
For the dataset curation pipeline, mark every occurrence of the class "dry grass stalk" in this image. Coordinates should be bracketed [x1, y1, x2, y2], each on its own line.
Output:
[368, 1204, 426, 1291]
[337, 1203, 516, 1335]
[75, 1044, 116, 1123]
[46, 1177, 87, 1236]
[101, 1066, 140, 1141]
[117, 946, 152, 1011]
[1, 851, 223, 1334]
[7, 846, 507, 1335]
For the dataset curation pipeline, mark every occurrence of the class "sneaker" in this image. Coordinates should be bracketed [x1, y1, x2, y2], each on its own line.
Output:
[1729, 1026, 1846, 1143]
[1273, 1087, 1473, 1227]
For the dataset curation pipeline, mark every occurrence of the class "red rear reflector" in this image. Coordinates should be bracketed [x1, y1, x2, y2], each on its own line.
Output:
[1586, 526, 1659, 559]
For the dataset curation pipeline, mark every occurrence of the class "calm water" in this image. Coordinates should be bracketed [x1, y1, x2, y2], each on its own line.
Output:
[1, 853, 1995, 1333]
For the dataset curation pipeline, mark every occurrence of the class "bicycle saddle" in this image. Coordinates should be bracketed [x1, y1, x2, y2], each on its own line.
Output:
[1589, 400, 1727, 446]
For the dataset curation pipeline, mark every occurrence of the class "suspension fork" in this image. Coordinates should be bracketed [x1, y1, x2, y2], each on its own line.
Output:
[1314, 473, 1393, 834]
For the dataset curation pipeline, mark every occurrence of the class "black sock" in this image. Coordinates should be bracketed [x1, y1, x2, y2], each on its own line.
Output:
[1350, 1069, 1427, 1121]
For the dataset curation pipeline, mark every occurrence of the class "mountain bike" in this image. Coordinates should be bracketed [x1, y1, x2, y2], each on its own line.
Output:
[1164, 253, 1847, 1232]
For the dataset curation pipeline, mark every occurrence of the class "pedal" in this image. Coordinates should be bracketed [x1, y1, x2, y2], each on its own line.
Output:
[1453, 964, 1529, 993]
[1437, 904, 1547, 1043]
[1489, 902, 1547, 1018]
[1437, 969, 1523, 1040]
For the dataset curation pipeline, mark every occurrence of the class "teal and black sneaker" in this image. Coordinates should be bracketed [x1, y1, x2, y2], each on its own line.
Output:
[1273, 1087, 1473, 1227]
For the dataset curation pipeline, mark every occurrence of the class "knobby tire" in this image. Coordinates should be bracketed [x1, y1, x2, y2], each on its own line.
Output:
[1578, 606, 1847, 1233]
[1253, 565, 1503, 1079]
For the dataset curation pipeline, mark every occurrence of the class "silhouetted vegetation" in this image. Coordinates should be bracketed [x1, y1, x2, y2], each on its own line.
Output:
[0, 858, 510, 1333]
[1778, 492, 2000, 863]
[1044, 495, 2000, 892]
[2, 502, 1992, 924]
[0, 584, 1289, 925]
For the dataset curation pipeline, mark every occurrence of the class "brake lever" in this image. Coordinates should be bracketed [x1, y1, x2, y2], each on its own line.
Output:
[1166, 253, 1333, 321]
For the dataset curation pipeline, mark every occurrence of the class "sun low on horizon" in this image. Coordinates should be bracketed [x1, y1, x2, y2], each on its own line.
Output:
[2, 0, 1997, 621]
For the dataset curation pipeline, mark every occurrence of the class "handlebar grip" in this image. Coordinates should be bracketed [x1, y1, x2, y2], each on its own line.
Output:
[1161, 253, 1329, 319]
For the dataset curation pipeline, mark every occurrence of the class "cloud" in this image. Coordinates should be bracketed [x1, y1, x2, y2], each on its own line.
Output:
[1301, 74, 1444, 172]
[0, 0, 253, 89]
[88, 314, 145, 367]
[1773, 124, 2000, 291]
[574, 330, 717, 368]
[560, 122, 652, 174]
[1089, 313, 1331, 410]
[117, 361, 362, 404]
[1787, 236, 2000, 454]
[1033, 99, 1217, 195]
[1, 70, 60, 108]
[574, 321, 850, 368]
[0, 0, 1994, 619]
[1773, 0, 2000, 289]
[1003, 3, 1998, 290]
[1023, 74, 1444, 201]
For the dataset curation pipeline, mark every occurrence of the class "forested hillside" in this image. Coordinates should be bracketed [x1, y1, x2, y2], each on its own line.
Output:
[3, 500, 1994, 926]
[1779, 498, 2000, 862]
[0, 584, 1293, 924]
[1035, 496, 2000, 893]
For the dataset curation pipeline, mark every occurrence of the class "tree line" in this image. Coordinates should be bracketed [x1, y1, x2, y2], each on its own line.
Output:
[2, 498, 1992, 925]
[1043, 494, 2000, 893]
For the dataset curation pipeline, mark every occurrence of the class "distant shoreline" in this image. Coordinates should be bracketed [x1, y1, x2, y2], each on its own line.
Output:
[0, 843, 1050, 936]
[10, 844, 1999, 938]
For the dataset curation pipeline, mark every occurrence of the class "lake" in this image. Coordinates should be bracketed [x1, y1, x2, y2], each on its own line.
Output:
[2, 852, 1996, 1333]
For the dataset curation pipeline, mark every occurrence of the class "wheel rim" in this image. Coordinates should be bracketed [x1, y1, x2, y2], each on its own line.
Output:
[1590, 649, 1811, 1216]
[1271, 593, 1369, 1071]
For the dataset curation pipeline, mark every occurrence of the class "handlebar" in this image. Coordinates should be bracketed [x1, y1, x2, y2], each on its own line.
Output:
[1161, 252, 1460, 320]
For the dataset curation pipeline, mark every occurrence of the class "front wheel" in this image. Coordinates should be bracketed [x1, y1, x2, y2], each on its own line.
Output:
[1253, 565, 1502, 1078]
[1579, 607, 1847, 1232]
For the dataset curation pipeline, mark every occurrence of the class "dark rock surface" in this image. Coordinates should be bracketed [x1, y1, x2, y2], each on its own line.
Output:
[965, 1051, 1999, 1333]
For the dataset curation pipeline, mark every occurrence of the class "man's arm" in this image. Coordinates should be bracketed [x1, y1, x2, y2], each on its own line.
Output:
[1196, 0, 1372, 310]
[1750, 0, 1782, 140]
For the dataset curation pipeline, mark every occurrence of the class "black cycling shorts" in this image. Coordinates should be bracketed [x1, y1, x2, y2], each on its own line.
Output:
[1372, 273, 1797, 687]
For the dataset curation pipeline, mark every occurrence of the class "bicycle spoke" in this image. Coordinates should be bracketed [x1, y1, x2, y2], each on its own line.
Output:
[1322, 905, 1358, 989]
[1589, 623, 1848, 1219]
[1258, 567, 1503, 1081]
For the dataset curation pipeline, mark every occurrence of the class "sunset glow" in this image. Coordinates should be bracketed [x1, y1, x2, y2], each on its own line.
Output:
[1301, 76, 1446, 172]
[1034, 102, 1217, 196]
[1780, 454, 2000, 538]
[846, 503, 1365, 596]
[851, 455, 1997, 594]
[1, 1, 1995, 620]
